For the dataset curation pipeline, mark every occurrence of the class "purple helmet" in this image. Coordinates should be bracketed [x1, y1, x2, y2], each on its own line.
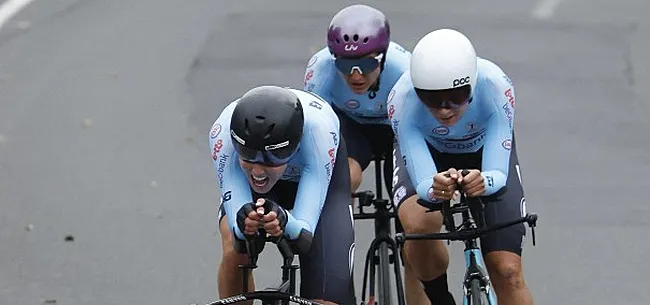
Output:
[327, 4, 390, 58]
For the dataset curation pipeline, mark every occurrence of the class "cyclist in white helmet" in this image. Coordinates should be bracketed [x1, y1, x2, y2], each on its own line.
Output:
[388, 28, 534, 305]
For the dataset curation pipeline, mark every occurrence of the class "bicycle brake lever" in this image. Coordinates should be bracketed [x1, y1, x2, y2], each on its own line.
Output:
[525, 214, 538, 246]
[531, 226, 537, 246]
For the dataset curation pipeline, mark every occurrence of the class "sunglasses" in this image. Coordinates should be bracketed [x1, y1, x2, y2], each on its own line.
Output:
[414, 86, 472, 109]
[334, 54, 383, 75]
[232, 137, 299, 166]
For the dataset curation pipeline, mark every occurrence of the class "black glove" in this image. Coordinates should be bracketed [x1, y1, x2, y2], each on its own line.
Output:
[233, 199, 289, 255]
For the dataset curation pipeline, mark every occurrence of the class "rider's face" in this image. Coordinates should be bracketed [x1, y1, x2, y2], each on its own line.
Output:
[239, 158, 287, 193]
[336, 53, 382, 94]
[416, 85, 472, 127]
[427, 103, 470, 127]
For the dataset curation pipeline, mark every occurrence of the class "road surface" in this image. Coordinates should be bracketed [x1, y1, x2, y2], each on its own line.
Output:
[1, 0, 649, 304]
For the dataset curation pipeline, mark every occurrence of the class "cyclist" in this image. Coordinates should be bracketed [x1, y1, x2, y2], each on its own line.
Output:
[389, 28, 533, 305]
[209, 85, 356, 305]
[303, 5, 436, 304]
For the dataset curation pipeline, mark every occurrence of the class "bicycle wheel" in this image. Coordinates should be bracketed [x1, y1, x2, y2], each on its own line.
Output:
[468, 279, 489, 305]
[377, 242, 392, 305]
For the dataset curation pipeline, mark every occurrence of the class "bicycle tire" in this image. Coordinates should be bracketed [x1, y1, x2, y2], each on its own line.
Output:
[206, 291, 325, 305]
[377, 242, 392, 305]
[468, 279, 488, 305]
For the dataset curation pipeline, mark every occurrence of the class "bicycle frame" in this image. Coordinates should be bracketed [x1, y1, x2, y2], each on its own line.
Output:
[456, 202, 498, 305]
[395, 191, 538, 305]
[199, 232, 325, 305]
[353, 155, 406, 305]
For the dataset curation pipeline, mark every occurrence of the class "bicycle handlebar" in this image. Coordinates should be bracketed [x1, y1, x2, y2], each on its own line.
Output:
[396, 213, 537, 244]
[244, 229, 295, 267]
[397, 169, 539, 245]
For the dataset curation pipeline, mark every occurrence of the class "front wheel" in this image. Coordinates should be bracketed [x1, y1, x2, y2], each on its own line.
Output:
[468, 279, 489, 305]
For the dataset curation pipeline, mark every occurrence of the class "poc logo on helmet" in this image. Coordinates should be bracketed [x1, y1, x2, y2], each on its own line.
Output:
[453, 76, 470, 87]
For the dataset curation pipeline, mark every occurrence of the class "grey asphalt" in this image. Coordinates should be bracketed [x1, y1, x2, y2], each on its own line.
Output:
[1, 0, 649, 304]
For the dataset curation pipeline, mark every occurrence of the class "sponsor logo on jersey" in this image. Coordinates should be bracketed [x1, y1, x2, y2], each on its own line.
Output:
[212, 139, 223, 161]
[465, 121, 477, 132]
[303, 69, 314, 86]
[388, 104, 395, 119]
[503, 75, 513, 86]
[433, 126, 449, 135]
[391, 119, 399, 131]
[387, 89, 395, 103]
[210, 123, 221, 139]
[282, 165, 302, 181]
[307, 55, 317, 68]
[345, 100, 360, 109]
[217, 154, 229, 187]
[486, 175, 494, 187]
[393, 186, 407, 205]
[504, 88, 515, 108]
[427, 187, 435, 201]
[328, 147, 336, 169]
[330, 131, 338, 146]
[439, 132, 486, 150]
[502, 103, 513, 129]
[502, 139, 512, 150]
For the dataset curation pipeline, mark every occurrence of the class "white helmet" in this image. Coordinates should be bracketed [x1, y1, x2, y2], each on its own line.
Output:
[410, 29, 478, 93]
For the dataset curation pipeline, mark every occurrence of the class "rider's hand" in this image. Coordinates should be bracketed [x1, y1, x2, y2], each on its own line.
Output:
[254, 198, 283, 237]
[458, 169, 485, 197]
[262, 211, 283, 237]
[244, 200, 264, 236]
[432, 168, 460, 201]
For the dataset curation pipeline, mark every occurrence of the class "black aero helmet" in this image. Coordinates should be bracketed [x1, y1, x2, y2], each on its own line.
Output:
[230, 86, 304, 166]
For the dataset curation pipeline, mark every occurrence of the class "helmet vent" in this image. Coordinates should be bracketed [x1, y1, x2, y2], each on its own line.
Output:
[264, 123, 275, 140]
[244, 118, 250, 135]
[363, 37, 369, 43]
[343, 34, 349, 42]
[353, 34, 359, 41]
[336, 38, 341, 44]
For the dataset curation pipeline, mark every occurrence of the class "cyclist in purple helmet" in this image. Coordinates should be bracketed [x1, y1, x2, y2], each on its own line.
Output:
[304, 4, 455, 305]
[326, 4, 391, 96]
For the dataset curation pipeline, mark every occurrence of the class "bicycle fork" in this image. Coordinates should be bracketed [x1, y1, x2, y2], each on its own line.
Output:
[360, 199, 406, 305]
[462, 248, 498, 305]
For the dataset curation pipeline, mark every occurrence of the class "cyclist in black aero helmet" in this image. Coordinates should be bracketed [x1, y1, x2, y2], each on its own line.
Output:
[209, 85, 356, 305]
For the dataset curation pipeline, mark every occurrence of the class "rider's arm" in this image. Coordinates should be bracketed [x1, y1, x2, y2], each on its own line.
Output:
[208, 102, 253, 240]
[303, 49, 335, 104]
[480, 67, 516, 196]
[285, 96, 340, 244]
[388, 77, 440, 202]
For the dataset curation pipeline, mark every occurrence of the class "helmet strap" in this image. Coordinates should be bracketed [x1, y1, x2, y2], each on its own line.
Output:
[367, 51, 388, 100]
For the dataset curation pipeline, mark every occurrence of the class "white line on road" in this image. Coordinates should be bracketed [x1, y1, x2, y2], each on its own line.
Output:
[532, 0, 565, 20]
[0, 0, 36, 31]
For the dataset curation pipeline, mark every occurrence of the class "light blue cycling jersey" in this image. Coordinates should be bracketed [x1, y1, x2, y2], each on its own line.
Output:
[209, 88, 341, 240]
[304, 41, 411, 125]
[388, 58, 516, 199]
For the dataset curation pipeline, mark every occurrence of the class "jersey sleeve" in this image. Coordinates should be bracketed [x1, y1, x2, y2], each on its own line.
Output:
[480, 68, 516, 196]
[208, 102, 252, 240]
[284, 93, 340, 240]
[303, 50, 336, 105]
[388, 75, 439, 202]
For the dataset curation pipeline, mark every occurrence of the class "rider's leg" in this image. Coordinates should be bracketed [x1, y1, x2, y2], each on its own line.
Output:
[394, 210, 431, 305]
[403, 256, 431, 305]
[479, 136, 533, 305]
[392, 141, 455, 305]
[218, 214, 254, 305]
[349, 157, 363, 193]
[300, 137, 356, 305]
